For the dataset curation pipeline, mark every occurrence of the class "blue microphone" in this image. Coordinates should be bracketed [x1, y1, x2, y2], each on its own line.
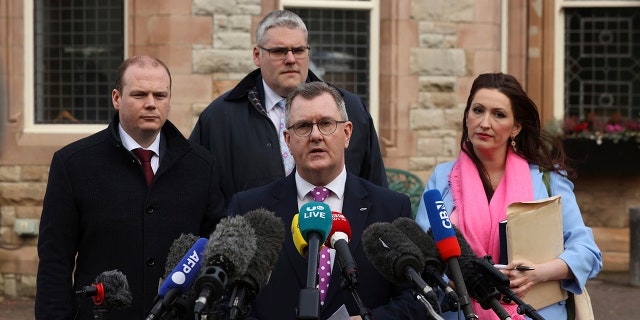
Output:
[296, 201, 333, 319]
[423, 189, 476, 319]
[146, 238, 208, 320]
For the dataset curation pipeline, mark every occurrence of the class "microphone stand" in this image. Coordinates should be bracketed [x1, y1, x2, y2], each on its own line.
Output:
[297, 231, 321, 319]
[473, 256, 545, 320]
[338, 261, 373, 320]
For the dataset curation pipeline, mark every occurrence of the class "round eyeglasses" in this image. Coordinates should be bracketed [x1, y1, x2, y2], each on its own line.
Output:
[286, 118, 348, 137]
[258, 46, 310, 60]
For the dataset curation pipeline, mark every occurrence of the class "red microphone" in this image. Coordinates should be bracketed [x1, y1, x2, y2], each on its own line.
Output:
[325, 212, 352, 248]
[325, 212, 358, 286]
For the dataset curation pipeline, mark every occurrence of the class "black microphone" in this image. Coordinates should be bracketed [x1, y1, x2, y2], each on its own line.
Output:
[76, 269, 132, 318]
[423, 189, 477, 319]
[452, 226, 513, 320]
[227, 209, 285, 320]
[392, 217, 460, 312]
[453, 227, 545, 320]
[361, 222, 437, 304]
[193, 215, 257, 317]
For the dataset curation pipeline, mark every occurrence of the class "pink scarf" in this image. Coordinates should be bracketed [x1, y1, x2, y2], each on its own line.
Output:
[450, 149, 533, 319]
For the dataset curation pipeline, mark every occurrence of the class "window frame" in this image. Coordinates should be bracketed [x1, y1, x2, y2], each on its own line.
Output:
[554, 0, 639, 121]
[21, 0, 128, 140]
[281, 0, 380, 126]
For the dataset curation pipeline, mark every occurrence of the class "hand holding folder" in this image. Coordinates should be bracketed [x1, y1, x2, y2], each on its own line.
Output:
[505, 195, 568, 310]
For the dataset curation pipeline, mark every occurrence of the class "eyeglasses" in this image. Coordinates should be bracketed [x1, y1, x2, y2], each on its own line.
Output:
[287, 118, 348, 137]
[258, 45, 310, 60]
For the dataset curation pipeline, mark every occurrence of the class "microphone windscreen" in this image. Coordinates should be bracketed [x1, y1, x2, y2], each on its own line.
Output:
[392, 217, 442, 272]
[94, 269, 132, 310]
[298, 201, 332, 242]
[325, 212, 352, 248]
[158, 238, 208, 296]
[423, 189, 461, 259]
[362, 222, 425, 284]
[204, 215, 257, 280]
[164, 233, 200, 278]
[241, 208, 285, 288]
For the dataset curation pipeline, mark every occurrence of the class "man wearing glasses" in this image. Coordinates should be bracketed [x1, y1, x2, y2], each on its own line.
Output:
[227, 82, 424, 320]
[190, 10, 387, 209]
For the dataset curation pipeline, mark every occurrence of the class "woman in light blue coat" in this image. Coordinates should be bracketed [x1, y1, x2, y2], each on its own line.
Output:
[415, 73, 602, 320]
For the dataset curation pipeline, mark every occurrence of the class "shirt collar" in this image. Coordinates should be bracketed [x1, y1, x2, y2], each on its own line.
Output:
[119, 124, 161, 156]
[262, 79, 285, 112]
[295, 166, 347, 202]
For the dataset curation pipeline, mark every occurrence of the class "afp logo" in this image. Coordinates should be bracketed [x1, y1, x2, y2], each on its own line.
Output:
[170, 249, 201, 285]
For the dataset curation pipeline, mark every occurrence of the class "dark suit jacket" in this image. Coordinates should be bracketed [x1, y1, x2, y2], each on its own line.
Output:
[190, 69, 387, 209]
[227, 173, 426, 320]
[35, 113, 226, 320]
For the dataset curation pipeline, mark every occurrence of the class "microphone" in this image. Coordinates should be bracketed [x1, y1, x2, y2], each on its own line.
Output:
[454, 227, 544, 320]
[146, 235, 208, 320]
[361, 222, 437, 303]
[296, 201, 333, 319]
[423, 189, 477, 319]
[193, 215, 257, 316]
[453, 226, 513, 320]
[227, 209, 285, 320]
[392, 217, 460, 312]
[325, 212, 358, 286]
[76, 269, 133, 317]
[326, 212, 374, 320]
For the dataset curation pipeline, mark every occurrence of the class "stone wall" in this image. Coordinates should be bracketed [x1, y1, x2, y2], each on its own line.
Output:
[0, 165, 48, 298]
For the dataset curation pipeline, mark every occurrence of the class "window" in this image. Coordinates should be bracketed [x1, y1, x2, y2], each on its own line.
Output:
[283, 0, 379, 123]
[563, 6, 640, 126]
[31, 0, 124, 125]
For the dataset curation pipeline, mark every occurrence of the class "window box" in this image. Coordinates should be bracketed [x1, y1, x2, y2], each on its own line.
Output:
[562, 138, 640, 175]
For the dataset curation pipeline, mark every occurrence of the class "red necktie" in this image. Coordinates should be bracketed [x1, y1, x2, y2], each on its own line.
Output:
[311, 186, 331, 306]
[132, 148, 155, 186]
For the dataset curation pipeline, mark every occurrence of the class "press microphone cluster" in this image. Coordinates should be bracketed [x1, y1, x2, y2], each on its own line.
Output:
[423, 189, 477, 319]
[452, 227, 545, 320]
[76, 269, 132, 319]
[193, 215, 257, 317]
[361, 221, 442, 320]
[146, 234, 208, 320]
[227, 209, 285, 320]
[392, 217, 460, 313]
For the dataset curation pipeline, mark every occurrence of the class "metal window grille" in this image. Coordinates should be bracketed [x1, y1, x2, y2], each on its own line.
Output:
[288, 8, 370, 106]
[564, 7, 640, 125]
[34, 0, 124, 124]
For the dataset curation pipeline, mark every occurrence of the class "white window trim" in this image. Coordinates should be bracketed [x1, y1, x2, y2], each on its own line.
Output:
[21, 0, 127, 145]
[281, 0, 380, 126]
[553, 0, 639, 121]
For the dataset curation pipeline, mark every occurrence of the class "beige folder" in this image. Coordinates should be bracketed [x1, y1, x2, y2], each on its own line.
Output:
[506, 195, 568, 309]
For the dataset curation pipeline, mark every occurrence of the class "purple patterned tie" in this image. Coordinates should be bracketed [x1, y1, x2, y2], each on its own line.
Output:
[276, 99, 295, 175]
[311, 186, 331, 306]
